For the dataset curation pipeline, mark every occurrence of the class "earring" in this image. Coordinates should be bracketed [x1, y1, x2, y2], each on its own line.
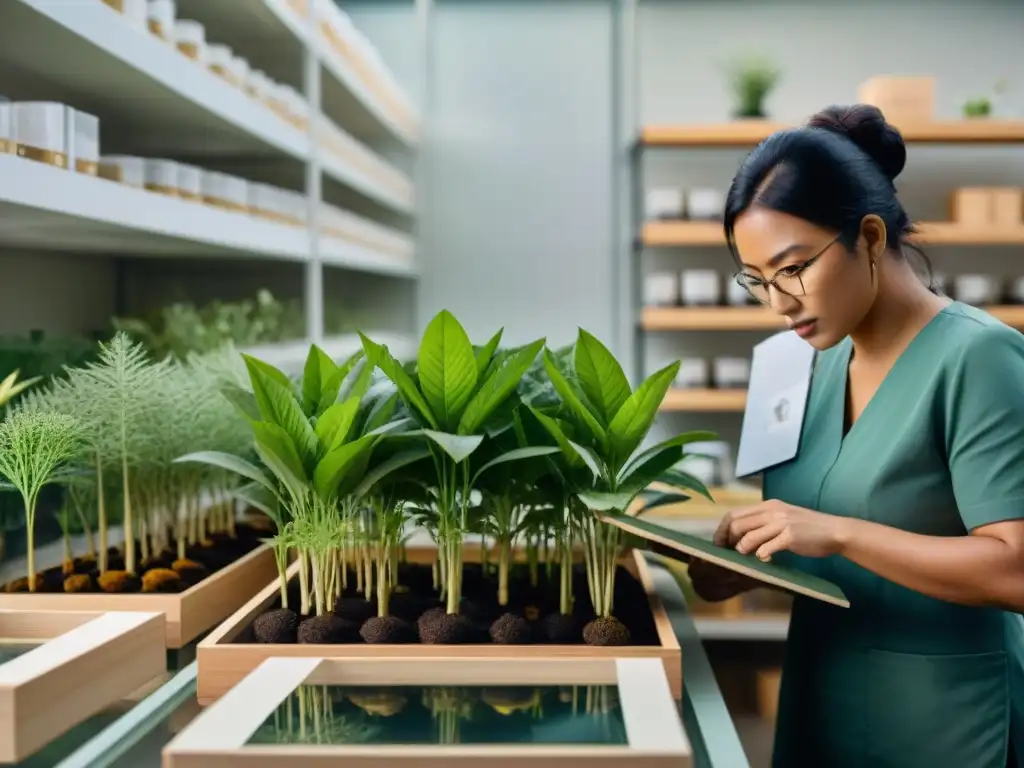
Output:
[869, 260, 876, 281]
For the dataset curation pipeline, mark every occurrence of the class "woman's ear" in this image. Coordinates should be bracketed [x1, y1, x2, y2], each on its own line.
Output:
[859, 214, 888, 262]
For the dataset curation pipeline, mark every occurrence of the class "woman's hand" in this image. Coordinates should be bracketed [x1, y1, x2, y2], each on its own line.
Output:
[687, 558, 760, 602]
[714, 500, 850, 561]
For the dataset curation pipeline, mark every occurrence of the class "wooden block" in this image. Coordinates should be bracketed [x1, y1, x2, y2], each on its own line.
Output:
[992, 188, 1024, 227]
[949, 188, 993, 226]
[858, 76, 936, 122]
[168, 656, 692, 767]
[0, 610, 165, 762]
[0, 545, 277, 648]
[197, 548, 683, 705]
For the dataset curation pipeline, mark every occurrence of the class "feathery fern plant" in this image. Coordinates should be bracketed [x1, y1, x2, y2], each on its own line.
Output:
[0, 409, 81, 590]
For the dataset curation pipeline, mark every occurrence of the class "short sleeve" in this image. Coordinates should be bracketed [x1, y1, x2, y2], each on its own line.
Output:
[946, 324, 1024, 530]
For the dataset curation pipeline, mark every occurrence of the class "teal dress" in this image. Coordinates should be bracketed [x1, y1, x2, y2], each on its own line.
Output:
[764, 302, 1024, 768]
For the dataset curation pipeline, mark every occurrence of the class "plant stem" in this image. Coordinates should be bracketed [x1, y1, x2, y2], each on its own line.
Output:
[498, 538, 510, 607]
[121, 451, 135, 573]
[23, 491, 36, 592]
[96, 453, 107, 573]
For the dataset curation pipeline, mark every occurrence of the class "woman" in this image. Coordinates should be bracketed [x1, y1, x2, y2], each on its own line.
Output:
[689, 104, 1024, 768]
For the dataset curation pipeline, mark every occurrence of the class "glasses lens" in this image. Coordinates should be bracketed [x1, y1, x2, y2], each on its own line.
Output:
[773, 272, 806, 298]
[736, 275, 770, 304]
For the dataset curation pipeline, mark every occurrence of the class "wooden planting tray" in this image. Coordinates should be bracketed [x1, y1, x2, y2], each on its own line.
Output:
[0, 609, 166, 763]
[166, 656, 691, 767]
[197, 547, 682, 705]
[0, 545, 277, 648]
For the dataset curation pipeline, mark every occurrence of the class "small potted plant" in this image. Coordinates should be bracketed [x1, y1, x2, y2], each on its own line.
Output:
[725, 53, 781, 120]
[962, 79, 1009, 118]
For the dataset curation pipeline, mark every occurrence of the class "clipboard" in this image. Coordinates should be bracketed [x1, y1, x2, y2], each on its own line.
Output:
[734, 330, 817, 478]
[598, 512, 849, 608]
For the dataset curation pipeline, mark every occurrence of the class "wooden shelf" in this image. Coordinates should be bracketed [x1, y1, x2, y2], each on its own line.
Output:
[643, 306, 782, 331]
[642, 220, 1024, 247]
[641, 120, 1024, 147]
[642, 305, 1024, 331]
[661, 388, 746, 412]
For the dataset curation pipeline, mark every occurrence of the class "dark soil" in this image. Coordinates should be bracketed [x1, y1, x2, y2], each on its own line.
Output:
[0, 524, 265, 595]
[236, 562, 661, 647]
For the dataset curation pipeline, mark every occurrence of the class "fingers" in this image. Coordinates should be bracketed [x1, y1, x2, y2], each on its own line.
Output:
[714, 507, 773, 548]
[735, 518, 787, 557]
[754, 529, 792, 562]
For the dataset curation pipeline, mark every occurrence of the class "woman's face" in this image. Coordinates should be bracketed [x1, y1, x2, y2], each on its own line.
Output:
[731, 207, 877, 350]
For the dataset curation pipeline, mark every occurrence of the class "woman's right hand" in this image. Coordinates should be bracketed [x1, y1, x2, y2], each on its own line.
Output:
[687, 558, 759, 602]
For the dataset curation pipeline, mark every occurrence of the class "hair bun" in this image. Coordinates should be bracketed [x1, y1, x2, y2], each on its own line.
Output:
[806, 104, 907, 181]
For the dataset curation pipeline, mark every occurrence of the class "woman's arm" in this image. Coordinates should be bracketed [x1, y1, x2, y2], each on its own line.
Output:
[835, 517, 1024, 611]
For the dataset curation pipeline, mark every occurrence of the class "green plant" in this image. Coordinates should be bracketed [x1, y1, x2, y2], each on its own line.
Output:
[725, 53, 781, 119]
[114, 289, 305, 360]
[359, 311, 557, 617]
[522, 329, 713, 634]
[0, 409, 81, 590]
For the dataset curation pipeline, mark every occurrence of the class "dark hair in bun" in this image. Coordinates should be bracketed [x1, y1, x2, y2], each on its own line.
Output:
[806, 104, 907, 182]
[723, 103, 932, 288]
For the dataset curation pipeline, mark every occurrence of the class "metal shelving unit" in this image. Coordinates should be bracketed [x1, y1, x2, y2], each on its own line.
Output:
[0, 0, 422, 369]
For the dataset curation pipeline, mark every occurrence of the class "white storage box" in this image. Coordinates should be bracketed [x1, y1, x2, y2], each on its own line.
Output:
[147, 0, 175, 41]
[0, 101, 11, 154]
[12, 102, 67, 168]
[676, 358, 710, 389]
[177, 163, 202, 201]
[643, 272, 680, 306]
[72, 109, 99, 175]
[207, 44, 236, 85]
[144, 159, 180, 196]
[680, 269, 721, 306]
[713, 357, 751, 389]
[98, 155, 145, 187]
[201, 171, 248, 212]
[174, 20, 206, 63]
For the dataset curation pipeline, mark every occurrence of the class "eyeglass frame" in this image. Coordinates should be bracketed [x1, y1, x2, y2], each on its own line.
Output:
[732, 234, 843, 305]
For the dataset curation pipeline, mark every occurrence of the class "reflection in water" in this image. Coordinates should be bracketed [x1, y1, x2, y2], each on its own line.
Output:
[247, 684, 627, 746]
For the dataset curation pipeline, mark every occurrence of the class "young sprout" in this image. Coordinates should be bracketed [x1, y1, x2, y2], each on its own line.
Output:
[0, 409, 81, 590]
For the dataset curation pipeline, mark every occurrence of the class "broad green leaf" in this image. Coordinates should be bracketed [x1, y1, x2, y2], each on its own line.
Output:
[417, 310, 478, 430]
[251, 421, 308, 503]
[337, 354, 376, 405]
[471, 446, 560, 485]
[458, 338, 545, 436]
[361, 333, 439, 429]
[313, 434, 376, 499]
[363, 391, 399, 434]
[617, 430, 717, 485]
[542, 348, 608, 450]
[576, 489, 636, 512]
[302, 345, 339, 415]
[367, 416, 415, 437]
[246, 366, 320, 467]
[658, 468, 715, 502]
[352, 447, 431, 499]
[574, 329, 631, 424]
[527, 407, 583, 469]
[319, 350, 367, 413]
[314, 398, 360, 453]
[233, 483, 284, 529]
[636, 490, 692, 514]
[614, 444, 686, 495]
[474, 329, 504, 378]
[241, 353, 292, 391]
[220, 384, 260, 423]
[173, 451, 279, 497]
[423, 429, 484, 464]
[607, 361, 681, 463]
[567, 439, 602, 481]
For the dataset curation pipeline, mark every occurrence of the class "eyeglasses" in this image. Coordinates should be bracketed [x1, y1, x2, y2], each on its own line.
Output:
[733, 235, 842, 305]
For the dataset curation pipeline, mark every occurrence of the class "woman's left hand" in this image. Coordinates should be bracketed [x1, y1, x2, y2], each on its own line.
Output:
[714, 500, 850, 561]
